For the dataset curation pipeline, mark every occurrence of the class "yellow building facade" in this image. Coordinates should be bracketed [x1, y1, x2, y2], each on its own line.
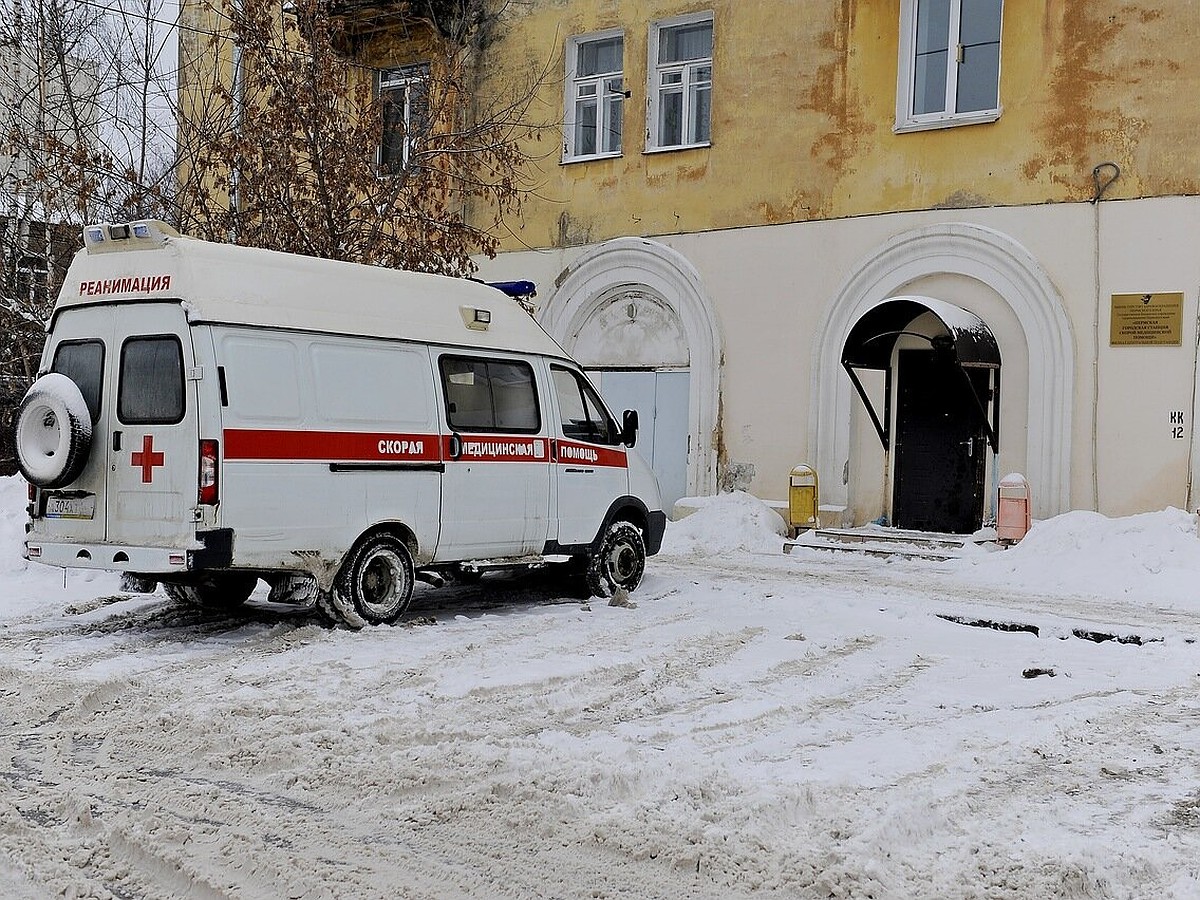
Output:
[473, 1, 1199, 249]
[184, 0, 1200, 531]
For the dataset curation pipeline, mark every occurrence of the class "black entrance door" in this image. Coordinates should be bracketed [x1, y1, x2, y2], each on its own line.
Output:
[892, 349, 989, 534]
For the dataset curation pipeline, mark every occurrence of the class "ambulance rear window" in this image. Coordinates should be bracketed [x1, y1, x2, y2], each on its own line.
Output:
[118, 336, 185, 424]
[51, 340, 104, 422]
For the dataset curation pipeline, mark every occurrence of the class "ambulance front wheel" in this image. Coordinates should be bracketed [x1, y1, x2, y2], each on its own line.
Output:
[336, 532, 415, 625]
[585, 520, 646, 598]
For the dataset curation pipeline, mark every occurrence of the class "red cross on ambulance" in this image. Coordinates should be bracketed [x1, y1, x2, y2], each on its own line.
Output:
[131, 434, 165, 483]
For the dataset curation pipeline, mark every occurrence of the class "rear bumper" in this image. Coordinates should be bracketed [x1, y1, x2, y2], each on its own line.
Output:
[24, 528, 234, 574]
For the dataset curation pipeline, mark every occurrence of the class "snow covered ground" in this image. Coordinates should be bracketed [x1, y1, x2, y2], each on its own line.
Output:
[1, 476, 1198, 899]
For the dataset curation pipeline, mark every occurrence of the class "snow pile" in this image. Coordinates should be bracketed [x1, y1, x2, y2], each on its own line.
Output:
[660, 491, 787, 556]
[0, 474, 118, 612]
[954, 506, 1200, 604]
[0, 475, 31, 577]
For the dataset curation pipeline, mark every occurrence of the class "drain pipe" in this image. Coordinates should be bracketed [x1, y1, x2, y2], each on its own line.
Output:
[1090, 163, 1120, 511]
[1187, 302, 1200, 511]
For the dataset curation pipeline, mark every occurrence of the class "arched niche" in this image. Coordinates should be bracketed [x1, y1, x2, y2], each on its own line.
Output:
[542, 237, 722, 498]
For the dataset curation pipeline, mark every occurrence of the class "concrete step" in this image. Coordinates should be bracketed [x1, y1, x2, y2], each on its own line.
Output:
[784, 526, 999, 561]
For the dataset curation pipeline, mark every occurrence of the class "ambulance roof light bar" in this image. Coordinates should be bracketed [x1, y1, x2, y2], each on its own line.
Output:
[83, 220, 182, 253]
[487, 280, 536, 300]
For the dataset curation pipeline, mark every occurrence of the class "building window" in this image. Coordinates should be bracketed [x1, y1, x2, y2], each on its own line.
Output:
[895, 0, 1002, 132]
[379, 63, 429, 173]
[14, 254, 49, 306]
[647, 13, 712, 152]
[564, 32, 624, 161]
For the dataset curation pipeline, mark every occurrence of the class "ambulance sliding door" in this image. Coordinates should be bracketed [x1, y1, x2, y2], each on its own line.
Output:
[435, 354, 551, 559]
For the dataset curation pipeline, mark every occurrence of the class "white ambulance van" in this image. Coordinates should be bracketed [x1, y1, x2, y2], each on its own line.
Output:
[15, 221, 666, 627]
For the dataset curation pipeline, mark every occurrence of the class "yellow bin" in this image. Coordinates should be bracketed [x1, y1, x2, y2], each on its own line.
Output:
[788, 465, 819, 535]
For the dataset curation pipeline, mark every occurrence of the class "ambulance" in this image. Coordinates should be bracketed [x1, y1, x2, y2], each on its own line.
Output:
[15, 221, 666, 627]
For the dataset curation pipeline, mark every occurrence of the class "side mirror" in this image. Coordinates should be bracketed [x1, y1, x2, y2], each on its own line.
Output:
[621, 409, 638, 447]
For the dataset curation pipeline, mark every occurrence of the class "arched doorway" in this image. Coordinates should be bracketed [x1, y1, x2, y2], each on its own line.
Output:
[812, 223, 1073, 521]
[842, 296, 1001, 533]
[541, 238, 721, 510]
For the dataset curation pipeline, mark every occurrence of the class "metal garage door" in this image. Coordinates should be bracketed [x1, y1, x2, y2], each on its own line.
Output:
[588, 369, 689, 511]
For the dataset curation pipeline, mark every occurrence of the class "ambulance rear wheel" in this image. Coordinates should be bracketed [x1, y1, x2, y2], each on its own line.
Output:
[15, 373, 93, 489]
[585, 521, 646, 598]
[337, 533, 415, 625]
[163, 573, 258, 609]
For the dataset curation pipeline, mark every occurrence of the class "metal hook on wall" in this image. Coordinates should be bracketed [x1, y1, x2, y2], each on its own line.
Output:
[1091, 162, 1120, 204]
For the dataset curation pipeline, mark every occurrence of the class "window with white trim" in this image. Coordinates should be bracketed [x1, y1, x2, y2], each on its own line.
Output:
[896, 0, 1002, 132]
[647, 13, 712, 151]
[379, 63, 430, 173]
[564, 32, 624, 161]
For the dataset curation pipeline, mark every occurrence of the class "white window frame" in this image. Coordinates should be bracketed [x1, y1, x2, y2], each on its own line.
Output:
[894, 0, 1003, 133]
[379, 63, 429, 173]
[645, 11, 713, 153]
[563, 29, 625, 163]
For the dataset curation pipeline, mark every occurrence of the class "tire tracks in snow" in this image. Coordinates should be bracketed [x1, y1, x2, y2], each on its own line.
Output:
[0, 593, 768, 897]
[0, 552, 1197, 897]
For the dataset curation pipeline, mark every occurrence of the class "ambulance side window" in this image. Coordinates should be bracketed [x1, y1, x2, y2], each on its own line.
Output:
[118, 336, 185, 425]
[490, 361, 539, 430]
[550, 366, 616, 445]
[440, 356, 539, 433]
[51, 340, 104, 422]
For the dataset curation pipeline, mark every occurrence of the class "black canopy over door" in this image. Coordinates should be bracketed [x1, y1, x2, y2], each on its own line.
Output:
[841, 296, 1001, 534]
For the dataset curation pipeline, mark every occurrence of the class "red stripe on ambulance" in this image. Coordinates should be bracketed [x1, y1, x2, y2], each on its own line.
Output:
[556, 440, 627, 469]
[224, 429, 442, 462]
[223, 431, 623, 467]
[445, 436, 549, 462]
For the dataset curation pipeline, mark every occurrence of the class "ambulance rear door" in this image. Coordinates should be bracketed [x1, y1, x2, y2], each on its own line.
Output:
[104, 303, 200, 549]
[36, 306, 114, 542]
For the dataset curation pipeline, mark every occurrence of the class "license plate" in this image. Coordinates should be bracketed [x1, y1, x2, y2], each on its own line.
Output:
[45, 495, 96, 520]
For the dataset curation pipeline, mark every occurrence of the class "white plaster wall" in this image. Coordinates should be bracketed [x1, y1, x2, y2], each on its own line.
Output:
[474, 195, 1200, 520]
[571, 289, 691, 368]
[1094, 197, 1200, 516]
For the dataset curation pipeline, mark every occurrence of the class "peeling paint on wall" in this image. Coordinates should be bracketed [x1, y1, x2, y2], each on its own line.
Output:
[720, 462, 755, 493]
[461, 0, 1200, 248]
[557, 212, 593, 248]
[808, 0, 869, 217]
[571, 289, 690, 368]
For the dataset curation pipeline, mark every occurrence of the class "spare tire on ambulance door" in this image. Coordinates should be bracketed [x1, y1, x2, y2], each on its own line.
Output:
[14, 372, 94, 488]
